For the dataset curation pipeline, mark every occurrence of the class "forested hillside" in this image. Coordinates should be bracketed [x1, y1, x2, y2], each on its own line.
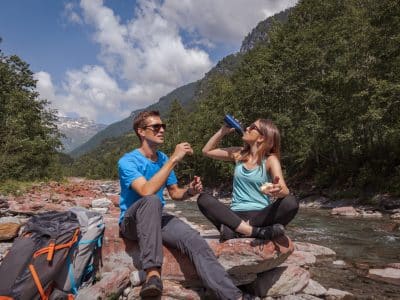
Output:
[69, 0, 400, 196]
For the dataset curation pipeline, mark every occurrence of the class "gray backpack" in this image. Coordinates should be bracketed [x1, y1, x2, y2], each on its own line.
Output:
[53, 207, 105, 296]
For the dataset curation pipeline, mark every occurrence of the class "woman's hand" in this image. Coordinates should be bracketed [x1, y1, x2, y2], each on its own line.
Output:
[260, 176, 282, 197]
[220, 124, 235, 136]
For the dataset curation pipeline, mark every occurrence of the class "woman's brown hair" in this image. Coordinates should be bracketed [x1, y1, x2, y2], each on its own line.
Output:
[238, 119, 281, 163]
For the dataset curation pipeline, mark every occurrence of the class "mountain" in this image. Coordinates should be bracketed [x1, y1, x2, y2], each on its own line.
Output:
[69, 81, 199, 157]
[56, 117, 107, 153]
[70, 8, 292, 158]
[240, 8, 291, 53]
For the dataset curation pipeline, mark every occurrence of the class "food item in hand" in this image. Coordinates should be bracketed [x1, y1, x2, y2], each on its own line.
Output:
[260, 182, 274, 193]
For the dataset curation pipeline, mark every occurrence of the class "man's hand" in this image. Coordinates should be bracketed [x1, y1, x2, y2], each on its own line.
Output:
[171, 142, 193, 163]
[188, 176, 203, 196]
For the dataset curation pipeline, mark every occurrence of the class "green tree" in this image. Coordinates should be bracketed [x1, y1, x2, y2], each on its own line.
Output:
[0, 47, 62, 180]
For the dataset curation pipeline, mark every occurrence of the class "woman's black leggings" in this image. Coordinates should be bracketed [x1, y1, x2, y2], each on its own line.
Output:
[197, 192, 299, 239]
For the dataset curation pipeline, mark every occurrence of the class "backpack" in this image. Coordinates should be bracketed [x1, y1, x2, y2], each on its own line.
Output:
[52, 207, 105, 296]
[0, 211, 80, 300]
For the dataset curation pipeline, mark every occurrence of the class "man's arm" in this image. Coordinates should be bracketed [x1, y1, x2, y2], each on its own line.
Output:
[131, 143, 193, 196]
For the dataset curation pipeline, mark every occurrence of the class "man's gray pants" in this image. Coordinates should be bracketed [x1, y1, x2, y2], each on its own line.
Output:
[120, 195, 242, 300]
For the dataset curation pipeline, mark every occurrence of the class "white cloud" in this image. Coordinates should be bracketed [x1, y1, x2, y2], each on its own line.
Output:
[160, 0, 298, 45]
[53, 0, 297, 124]
[64, 2, 83, 25]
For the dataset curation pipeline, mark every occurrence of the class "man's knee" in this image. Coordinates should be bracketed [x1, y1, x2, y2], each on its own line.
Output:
[138, 195, 162, 215]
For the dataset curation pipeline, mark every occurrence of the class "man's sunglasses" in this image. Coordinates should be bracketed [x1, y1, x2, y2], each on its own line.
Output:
[142, 123, 167, 132]
[248, 123, 263, 135]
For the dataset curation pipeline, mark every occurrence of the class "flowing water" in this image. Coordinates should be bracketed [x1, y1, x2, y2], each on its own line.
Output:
[171, 200, 400, 299]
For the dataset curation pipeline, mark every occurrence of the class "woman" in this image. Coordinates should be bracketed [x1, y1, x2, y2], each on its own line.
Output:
[197, 118, 299, 241]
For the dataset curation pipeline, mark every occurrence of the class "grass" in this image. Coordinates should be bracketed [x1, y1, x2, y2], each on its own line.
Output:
[0, 180, 38, 196]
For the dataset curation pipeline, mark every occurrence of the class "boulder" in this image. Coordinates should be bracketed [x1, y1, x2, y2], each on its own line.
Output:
[91, 198, 112, 208]
[75, 267, 131, 300]
[278, 295, 322, 300]
[331, 206, 359, 217]
[284, 250, 316, 266]
[245, 265, 310, 297]
[368, 267, 400, 286]
[302, 279, 327, 296]
[127, 280, 203, 299]
[102, 217, 294, 287]
[325, 288, 354, 299]
[294, 241, 336, 257]
[0, 222, 21, 241]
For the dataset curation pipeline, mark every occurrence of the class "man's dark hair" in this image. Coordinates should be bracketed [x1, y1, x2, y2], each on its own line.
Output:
[133, 110, 161, 139]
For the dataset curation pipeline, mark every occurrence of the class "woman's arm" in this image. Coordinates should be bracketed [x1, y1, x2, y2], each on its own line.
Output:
[202, 125, 241, 161]
[265, 155, 289, 198]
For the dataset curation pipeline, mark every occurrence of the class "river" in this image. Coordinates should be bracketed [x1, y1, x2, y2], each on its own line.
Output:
[171, 200, 400, 299]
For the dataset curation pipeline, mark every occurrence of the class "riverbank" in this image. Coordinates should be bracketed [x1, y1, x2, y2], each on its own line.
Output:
[1, 178, 400, 298]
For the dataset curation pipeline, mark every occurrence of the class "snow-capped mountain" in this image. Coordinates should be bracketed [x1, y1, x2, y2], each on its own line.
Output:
[56, 117, 107, 153]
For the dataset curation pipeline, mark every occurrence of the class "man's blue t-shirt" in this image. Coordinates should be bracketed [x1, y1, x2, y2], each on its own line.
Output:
[118, 149, 178, 224]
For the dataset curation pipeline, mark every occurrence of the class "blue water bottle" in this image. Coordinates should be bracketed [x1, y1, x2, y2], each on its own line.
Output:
[224, 114, 244, 135]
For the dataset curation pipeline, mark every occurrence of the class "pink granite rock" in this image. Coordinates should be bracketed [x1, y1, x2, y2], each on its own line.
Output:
[102, 217, 294, 286]
[331, 206, 359, 217]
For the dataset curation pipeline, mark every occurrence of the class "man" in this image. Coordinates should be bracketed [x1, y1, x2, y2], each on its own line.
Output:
[118, 111, 243, 299]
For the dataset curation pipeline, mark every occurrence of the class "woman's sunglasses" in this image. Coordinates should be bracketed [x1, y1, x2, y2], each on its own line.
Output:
[143, 123, 167, 132]
[248, 123, 263, 135]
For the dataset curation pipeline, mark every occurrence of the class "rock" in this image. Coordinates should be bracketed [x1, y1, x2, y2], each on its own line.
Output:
[279, 294, 322, 300]
[368, 267, 400, 286]
[245, 265, 310, 297]
[0, 242, 13, 263]
[294, 242, 336, 257]
[127, 280, 203, 299]
[102, 217, 294, 287]
[76, 267, 131, 300]
[379, 196, 400, 210]
[359, 210, 383, 218]
[283, 250, 316, 266]
[164, 203, 176, 210]
[333, 260, 347, 267]
[302, 279, 327, 296]
[331, 206, 359, 217]
[92, 198, 112, 208]
[390, 213, 400, 220]
[129, 270, 146, 287]
[299, 195, 330, 209]
[91, 207, 109, 214]
[0, 217, 21, 224]
[387, 263, 400, 269]
[325, 288, 354, 299]
[0, 222, 21, 241]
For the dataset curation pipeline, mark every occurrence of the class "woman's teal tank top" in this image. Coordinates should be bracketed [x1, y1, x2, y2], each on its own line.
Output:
[231, 159, 271, 211]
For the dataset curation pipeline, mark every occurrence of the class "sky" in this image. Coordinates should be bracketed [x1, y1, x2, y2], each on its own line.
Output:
[0, 0, 297, 125]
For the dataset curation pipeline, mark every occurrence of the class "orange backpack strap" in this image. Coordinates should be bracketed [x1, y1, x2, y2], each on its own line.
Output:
[0, 296, 14, 300]
[28, 264, 47, 300]
[33, 229, 80, 260]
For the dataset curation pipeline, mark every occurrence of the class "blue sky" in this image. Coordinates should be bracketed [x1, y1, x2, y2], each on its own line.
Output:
[0, 0, 297, 124]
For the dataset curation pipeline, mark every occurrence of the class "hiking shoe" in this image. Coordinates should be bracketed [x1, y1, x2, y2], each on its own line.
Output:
[220, 224, 239, 241]
[256, 224, 285, 240]
[139, 275, 163, 298]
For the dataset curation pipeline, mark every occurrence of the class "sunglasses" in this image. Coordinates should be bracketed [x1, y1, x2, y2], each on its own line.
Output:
[142, 123, 167, 132]
[248, 123, 263, 135]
